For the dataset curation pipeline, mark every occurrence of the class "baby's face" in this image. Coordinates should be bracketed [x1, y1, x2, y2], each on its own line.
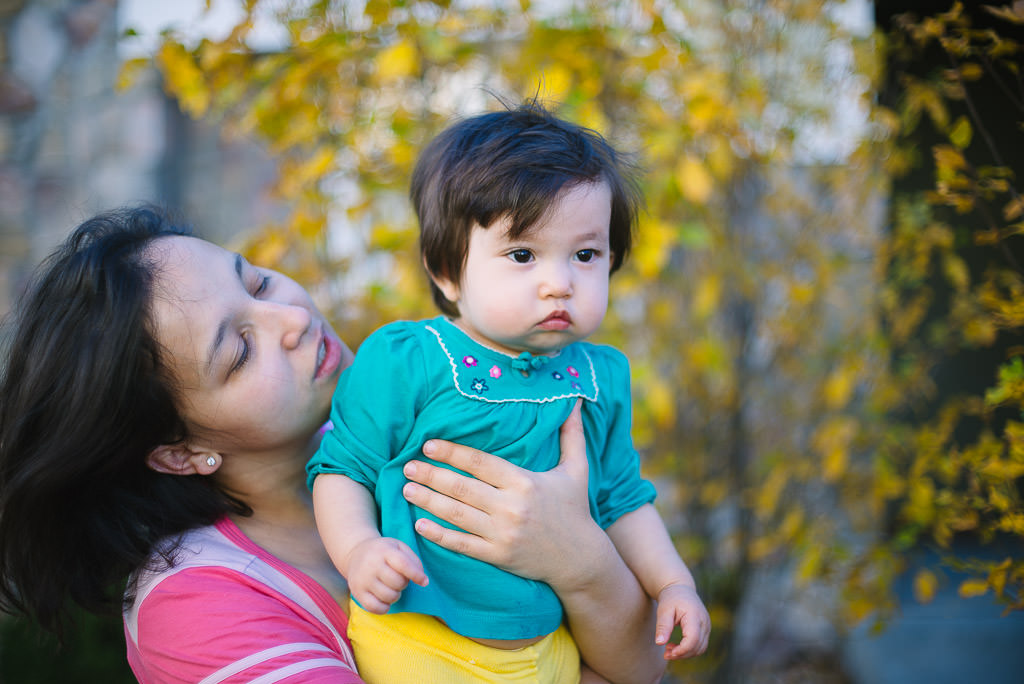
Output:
[434, 181, 612, 357]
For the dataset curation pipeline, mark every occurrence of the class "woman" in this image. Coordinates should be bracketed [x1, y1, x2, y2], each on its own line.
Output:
[0, 206, 666, 683]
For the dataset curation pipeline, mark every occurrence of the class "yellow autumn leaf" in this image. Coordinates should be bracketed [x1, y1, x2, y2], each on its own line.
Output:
[706, 139, 734, 180]
[646, 377, 676, 428]
[1004, 196, 1024, 221]
[958, 578, 989, 598]
[749, 535, 778, 562]
[796, 545, 823, 584]
[958, 62, 984, 80]
[687, 97, 721, 134]
[989, 558, 1011, 596]
[156, 42, 210, 117]
[933, 145, 965, 181]
[693, 273, 721, 319]
[980, 460, 1024, 480]
[370, 223, 414, 251]
[906, 477, 936, 525]
[823, 445, 848, 484]
[962, 315, 996, 346]
[279, 148, 336, 198]
[823, 364, 857, 409]
[755, 468, 788, 519]
[632, 218, 677, 278]
[779, 508, 804, 540]
[676, 156, 714, 204]
[913, 568, 939, 603]
[698, 478, 728, 507]
[686, 337, 728, 374]
[116, 57, 150, 92]
[375, 39, 419, 81]
[789, 281, 816, 307]
[990, 487, 1013, 511]
[813, 417, 857, 482]
[997, 513, 1024, 535]
[246, 230, 289, 267]
[949, 115, 972, 149]
[943, 254, 969, 291]
[293, 210, 326, 241]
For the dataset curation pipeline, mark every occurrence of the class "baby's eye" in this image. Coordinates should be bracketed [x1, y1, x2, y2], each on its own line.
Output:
[508, 249, 534, 264]
[576, 249, 598, 263]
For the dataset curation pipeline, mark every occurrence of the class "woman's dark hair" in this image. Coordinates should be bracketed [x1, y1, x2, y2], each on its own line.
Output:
[0, 206, 249, 636]
[411, 99, 643, 316]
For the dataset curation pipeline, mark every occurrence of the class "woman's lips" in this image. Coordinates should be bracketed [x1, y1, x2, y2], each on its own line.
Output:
[314, 329, 343, 380]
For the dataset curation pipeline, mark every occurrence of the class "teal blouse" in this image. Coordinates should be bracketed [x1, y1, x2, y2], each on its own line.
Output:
[307, 317, 656, 640]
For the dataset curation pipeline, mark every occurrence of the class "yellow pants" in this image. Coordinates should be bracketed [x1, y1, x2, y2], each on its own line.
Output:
[348, 601, 581, 684]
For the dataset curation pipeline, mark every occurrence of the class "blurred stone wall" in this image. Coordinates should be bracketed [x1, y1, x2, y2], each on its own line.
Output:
[0, 0, 281, 318]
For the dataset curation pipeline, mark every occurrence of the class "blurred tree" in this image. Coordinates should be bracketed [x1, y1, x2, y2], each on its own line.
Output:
[866, 0, 1024, 616]
[131, 0, 1024, 681]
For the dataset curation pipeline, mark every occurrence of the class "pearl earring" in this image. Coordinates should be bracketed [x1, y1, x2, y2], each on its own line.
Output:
[206, 456, 216, 467]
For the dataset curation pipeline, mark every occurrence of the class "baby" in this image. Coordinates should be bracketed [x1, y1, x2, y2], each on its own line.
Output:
[308, 100, 710, 683]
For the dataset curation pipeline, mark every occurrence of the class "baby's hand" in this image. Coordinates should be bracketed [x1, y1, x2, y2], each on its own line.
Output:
[655, 583, 711, 660]
[346, 537, 427, 614]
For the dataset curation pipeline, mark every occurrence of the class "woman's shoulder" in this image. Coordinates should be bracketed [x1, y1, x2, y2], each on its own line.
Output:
[125, 520, 361, 683]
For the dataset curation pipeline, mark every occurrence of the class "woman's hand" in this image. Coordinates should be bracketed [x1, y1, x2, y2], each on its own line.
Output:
[401, 401, 667, 683]
[400, 401, 603, 589]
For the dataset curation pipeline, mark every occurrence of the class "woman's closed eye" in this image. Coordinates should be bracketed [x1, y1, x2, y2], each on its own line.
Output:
[225, 276, 269, 376]
[230, 332, 253, 375]
[252, 274, 270, 296]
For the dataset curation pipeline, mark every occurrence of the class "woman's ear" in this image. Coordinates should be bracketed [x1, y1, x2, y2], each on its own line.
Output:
[147, 443, 221, 476]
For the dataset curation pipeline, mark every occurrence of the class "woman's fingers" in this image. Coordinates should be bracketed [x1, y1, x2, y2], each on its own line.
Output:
[401, 478, 490, 536]
[419, 438, 514, 488]
[402, 459, 492, 511]
[410, 517, 497, 564]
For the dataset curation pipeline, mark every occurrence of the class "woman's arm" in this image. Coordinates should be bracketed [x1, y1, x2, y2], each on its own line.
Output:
[401, 403, 666, 684]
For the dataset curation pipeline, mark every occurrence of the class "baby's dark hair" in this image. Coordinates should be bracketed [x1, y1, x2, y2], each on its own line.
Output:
[0, 206, 247, 636]
[411, 99, 642, 316]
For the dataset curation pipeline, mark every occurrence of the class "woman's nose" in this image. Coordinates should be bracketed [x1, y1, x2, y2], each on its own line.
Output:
[262, 301, 312, 349]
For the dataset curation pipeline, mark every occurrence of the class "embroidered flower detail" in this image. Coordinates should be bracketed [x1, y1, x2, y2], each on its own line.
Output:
[463, 355, 478, 367]
[470, 378, 489, 393]
[551, 371, 564, 380]
[567, 365, 579, 378]
[571, 381, 582, 391]
[489, 365, 502, 379]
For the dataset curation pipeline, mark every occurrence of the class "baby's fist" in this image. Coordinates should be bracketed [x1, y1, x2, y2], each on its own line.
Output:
[654, 583, 710, 660]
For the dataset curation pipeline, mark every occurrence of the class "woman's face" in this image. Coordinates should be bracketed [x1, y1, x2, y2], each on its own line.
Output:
[147, 236, 353, 456]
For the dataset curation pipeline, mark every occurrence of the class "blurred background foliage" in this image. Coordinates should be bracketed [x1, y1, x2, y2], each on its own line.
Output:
[2, 0, 1022, 682]
[133, 0, 1023, 681]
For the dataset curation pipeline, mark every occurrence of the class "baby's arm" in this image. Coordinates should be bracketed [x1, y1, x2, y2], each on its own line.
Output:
[606, 504, 710, 660]
[312, 473, 427, 613]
